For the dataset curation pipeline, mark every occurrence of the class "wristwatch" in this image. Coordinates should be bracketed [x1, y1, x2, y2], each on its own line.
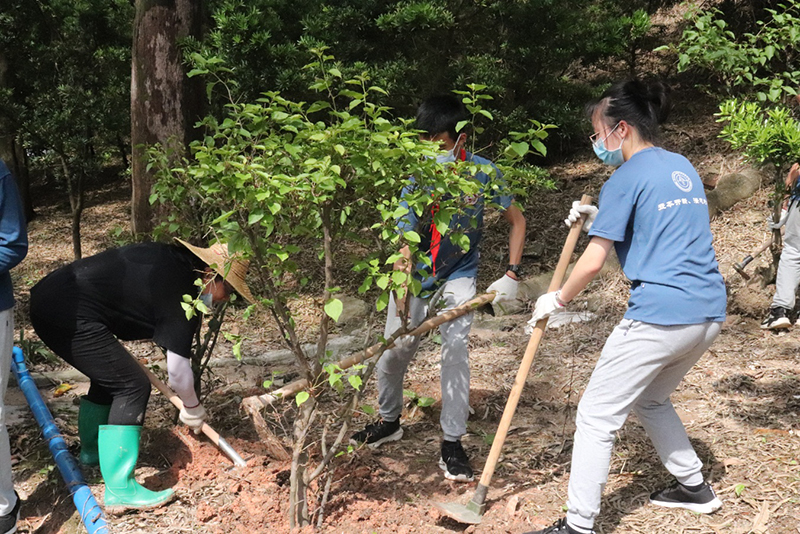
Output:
[506, 264, 521, 278]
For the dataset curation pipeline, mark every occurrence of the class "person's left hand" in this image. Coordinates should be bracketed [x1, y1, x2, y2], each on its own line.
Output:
[486, 274, 519, 314]
[528, 291, 566, 326]
[180, 404, 207, 434]
[565, 201, 599, 232]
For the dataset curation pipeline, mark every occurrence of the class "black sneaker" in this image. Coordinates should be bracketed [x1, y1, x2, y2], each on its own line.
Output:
[649, 480, 722, 514]
[0, 492, 20, 534]
[439, 440, 474, 482]
[761, 306, 792, 330]
[523, 517, 594, 534]
[349, 418, 403, 449]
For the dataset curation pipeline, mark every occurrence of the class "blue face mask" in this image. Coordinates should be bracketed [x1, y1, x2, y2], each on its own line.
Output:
[592, 123, 625, 167]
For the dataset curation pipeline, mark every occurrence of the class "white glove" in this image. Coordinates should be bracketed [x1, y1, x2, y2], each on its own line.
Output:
[769, 208, 789, 230]
[486, 274, 519, 313]
[528, 291, 566, 327]
[564, 201, 599, 232]
[179, 404, 207, 434]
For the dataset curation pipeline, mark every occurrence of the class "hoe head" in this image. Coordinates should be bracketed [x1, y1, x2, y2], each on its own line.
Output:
[733, 261, 751, 280]
[433, 498, 485, 525]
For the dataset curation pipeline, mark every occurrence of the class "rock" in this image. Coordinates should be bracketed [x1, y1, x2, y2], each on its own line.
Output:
[706, 167, 765, 217]
[517, 248, 621, 305]
[335, 295, 369, 326]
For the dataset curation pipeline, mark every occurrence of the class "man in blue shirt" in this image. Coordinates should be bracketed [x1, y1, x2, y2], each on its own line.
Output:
[350, 95, 526, 482]
[0, 160, 27, 534]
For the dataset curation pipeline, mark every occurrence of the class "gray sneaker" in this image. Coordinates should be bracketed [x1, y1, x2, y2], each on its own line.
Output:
[649, 481, 722, 514]
[0, 492, 20, 534]
[761, 307, 792, 330]
[349, 418, 403, 449]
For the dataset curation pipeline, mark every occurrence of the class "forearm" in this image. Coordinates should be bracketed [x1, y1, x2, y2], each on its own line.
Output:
[559, 237, 612, 303]
[167, 350, 200, 407]
[504, 205, 526, 278]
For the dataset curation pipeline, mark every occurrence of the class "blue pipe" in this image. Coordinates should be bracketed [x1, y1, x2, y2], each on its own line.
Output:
[11, 346, 108, 534]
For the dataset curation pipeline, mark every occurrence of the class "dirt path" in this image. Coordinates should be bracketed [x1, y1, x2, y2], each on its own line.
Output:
[8, 156, 800, 534]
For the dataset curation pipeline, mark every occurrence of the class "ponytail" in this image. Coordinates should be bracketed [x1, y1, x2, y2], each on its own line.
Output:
[587, 79, 672, 143]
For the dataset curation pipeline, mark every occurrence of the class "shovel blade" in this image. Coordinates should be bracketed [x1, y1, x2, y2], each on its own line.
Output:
[433, 499, 485, 525]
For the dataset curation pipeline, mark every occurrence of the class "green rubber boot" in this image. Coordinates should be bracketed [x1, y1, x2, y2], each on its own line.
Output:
[78, 397, 111, 466]
[98, 425, 175, 513]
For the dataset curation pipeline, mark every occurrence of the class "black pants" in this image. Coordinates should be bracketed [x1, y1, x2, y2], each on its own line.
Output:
[30, 315, 151, 426]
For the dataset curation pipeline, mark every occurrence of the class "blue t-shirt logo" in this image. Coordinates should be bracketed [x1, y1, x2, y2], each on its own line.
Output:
[672, 170, 693, 192]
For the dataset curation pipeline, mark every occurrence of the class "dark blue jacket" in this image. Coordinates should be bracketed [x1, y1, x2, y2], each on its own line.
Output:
[0, 160, 28, 311]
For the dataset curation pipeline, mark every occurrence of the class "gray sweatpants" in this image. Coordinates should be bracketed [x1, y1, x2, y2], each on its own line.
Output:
[566, 319, 722, 531]
[0, 309, 15, 515]
[377, 277, 476, 442]
[773, 204, 800, 309]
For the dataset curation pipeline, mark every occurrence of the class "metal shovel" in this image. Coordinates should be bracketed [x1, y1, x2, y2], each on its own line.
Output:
[433, 194, 593, 524]
[133, 356, 248, 467]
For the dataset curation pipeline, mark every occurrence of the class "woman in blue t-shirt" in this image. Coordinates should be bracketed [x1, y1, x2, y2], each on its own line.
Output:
[524, 80, 727, 534]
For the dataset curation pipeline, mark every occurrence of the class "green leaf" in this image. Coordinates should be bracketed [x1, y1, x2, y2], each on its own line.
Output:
[416, 396, 435, 407]
[510, 142, 529, 158]
[391, 270, 407, 285]
[328, 372, 342, 387]
[248, 211, 265, 226]
[403, 231, 421, 244]
[324, 298, 343, 322]
[376, 291, 390, 311]
[348, 375, 363, 391]
[361, 404, 375, 415]
[211, 210, 236, 225]
[296, 391, 310, 406]
[358, 276, 373, 294]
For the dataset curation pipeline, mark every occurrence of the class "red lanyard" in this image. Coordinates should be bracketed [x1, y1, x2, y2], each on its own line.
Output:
[429, 148, 467, 275]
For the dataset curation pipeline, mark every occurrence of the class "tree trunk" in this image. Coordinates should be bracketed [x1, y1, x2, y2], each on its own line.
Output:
[130, 0, 203, 237]
[289, 398, 315, 528]
[0, 49, 35, 222]
[60, 155, 83, 260]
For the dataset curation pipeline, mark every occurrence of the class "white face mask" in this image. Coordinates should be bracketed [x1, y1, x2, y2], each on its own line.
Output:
[199, 292, 214, 310]
[436, 147, 456, 164]
[435, 133, 466, 164]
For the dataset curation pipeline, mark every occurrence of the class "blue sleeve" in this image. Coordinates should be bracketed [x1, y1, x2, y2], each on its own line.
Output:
[396, 182, 419, 234]
[0, 163, 29, 274]
[587, 173, 635, 242]
[488, 166, 513, 211]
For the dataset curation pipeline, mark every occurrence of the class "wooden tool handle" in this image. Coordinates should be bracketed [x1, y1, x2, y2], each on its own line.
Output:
[476, 194, 593, 492]
[251, 292, 497, 406]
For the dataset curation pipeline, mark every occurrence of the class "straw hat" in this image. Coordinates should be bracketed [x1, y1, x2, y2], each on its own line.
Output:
[175, 238, 256, 304]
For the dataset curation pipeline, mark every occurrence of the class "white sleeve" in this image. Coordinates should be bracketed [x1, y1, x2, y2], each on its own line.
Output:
[167, 350, 200, 408]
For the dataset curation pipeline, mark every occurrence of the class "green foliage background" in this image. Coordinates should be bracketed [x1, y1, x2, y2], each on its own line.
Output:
[185, 0, 676, 154]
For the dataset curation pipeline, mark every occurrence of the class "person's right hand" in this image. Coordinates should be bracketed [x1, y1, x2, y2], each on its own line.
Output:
[769, 208, 789, 230]
[564, 200, 599, 232]
[528, 291, 566, 325]
[180, 404, 207, 434]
